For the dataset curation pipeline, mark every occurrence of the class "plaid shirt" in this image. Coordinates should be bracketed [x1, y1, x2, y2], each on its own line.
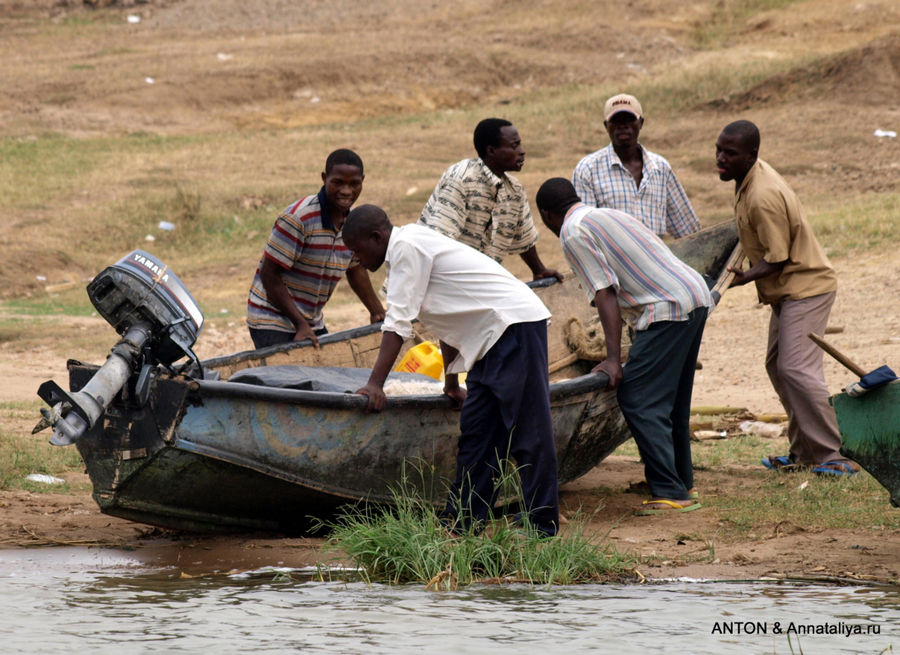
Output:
[417, 158, 538, 262]
[572, 144, 700, 238]
[247, 188, 354, 333]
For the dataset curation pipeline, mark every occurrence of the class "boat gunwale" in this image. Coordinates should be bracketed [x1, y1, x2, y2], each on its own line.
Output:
[198, 277, 561, 371]
[191, 370, 611, 410]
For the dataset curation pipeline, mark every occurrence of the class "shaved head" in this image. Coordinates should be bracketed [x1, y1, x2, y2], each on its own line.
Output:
[344, 204, 392, 242]
[536, 177, 581, 215]
[721, 120, 760, 153]
[342, 204, 393, 272]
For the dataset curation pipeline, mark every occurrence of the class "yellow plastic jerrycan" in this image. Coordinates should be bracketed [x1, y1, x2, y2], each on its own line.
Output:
[395, 341, 444, 380]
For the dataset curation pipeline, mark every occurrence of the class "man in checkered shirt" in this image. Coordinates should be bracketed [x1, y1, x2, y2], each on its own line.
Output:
[572, 94, 700, 239]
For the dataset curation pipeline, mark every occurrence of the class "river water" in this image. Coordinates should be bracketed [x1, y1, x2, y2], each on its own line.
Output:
[1, 547, 896, 654]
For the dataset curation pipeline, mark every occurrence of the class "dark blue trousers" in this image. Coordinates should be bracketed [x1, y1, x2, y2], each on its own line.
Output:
[617, 308, 708, 501]
[443, 320, 559, 536]
[248, 326, 327, 350]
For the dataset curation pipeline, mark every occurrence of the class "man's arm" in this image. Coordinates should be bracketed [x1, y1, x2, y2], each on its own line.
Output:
[438, 341, 466, 410]
[572, 160, 598, 207]
[519, 245, 564, 282]
[664, 166, 701, 237]
[346, 264, 385, 323]
[728, 258, 786, 287]
[356, 331, 405, 412]
[259, 257, 320, 348]
[592, 286, 624, 390]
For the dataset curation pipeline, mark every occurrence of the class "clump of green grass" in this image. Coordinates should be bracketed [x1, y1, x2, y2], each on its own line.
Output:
[324, 467, 636, 589]
[715, 470, 900, 535]
[812, 192, 900, 256]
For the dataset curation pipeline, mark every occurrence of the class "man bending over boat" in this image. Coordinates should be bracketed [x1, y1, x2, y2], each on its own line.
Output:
[246, 149, 385, 350]
[536, 178, 710, 516]
[343, 204, 560, 538]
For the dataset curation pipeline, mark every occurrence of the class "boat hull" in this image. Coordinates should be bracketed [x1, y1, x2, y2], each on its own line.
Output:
[832, 381, 900, 508]
[71, 365, 625, 533]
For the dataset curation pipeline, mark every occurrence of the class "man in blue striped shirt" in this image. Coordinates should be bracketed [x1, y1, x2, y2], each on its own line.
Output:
[536, 178, 711, 515]
[572, 93, 700, 238]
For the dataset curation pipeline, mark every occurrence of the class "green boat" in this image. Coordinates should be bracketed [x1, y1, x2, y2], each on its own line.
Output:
[832, 381, 900, 507]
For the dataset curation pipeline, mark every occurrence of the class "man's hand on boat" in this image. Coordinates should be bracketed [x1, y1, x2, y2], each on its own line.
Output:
[356, 382, 388, 412]
[591, 357, 622, 391]
[443, 374, 467, 410]
[293, 322, 321, 349]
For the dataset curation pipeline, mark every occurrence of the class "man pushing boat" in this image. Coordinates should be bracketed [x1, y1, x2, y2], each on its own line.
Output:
[536, 178, 711, 515]
[246, 149, 385, 350]
[342, 204, 560, 538]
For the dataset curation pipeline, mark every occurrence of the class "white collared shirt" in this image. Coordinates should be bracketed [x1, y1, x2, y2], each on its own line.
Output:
[382, 224, 550, 372]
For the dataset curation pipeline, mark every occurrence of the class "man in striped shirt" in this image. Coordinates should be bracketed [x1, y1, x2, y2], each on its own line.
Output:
[572, 94, 700, 239]
[536, 178, 711, 515]
[418, 118, 562, 281]
[246, 149, 384, 350]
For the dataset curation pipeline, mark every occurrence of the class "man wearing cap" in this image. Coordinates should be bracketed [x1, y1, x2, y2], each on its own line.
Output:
[418, 117, 562, 281]
[572, 94, 700, 239]
[716, 119, 858, 477]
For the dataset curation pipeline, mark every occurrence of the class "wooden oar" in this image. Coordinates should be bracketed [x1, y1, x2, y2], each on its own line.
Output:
[709, 243, 745, 308]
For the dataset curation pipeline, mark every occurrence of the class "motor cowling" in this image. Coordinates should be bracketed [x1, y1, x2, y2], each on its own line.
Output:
[35, 251, 204, 445]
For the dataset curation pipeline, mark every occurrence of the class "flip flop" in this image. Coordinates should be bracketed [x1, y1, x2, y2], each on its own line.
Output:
[629, 480, 698, 499]
[634, 499, 702, 516]
[761, 455, 802, 472]
[811, 461, 858, 477]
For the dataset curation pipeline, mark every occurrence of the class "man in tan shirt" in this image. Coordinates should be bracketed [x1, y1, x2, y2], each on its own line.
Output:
[716, 120, 857, 475]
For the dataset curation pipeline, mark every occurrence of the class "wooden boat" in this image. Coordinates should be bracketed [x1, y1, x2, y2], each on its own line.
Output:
[831, 381, 900, 507]
[49, 220, 740, 534]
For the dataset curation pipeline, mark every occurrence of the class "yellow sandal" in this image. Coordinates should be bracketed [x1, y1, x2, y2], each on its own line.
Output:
[634, 499, 702, 516]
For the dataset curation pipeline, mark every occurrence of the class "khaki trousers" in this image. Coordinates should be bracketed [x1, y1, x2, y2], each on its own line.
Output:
[766, 291, 849, 465]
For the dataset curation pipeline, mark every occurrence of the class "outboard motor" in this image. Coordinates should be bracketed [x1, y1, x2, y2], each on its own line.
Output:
[34, 250, 204, 446]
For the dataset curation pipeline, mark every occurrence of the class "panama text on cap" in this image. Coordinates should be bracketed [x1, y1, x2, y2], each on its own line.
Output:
[604, 94, 643, 121]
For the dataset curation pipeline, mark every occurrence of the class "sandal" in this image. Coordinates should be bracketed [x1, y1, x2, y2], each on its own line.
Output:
[811, 461, 859, 477]
[761, 455, 803, 472]
[634, 499, 702, 516]
[629, 480, 699, 499]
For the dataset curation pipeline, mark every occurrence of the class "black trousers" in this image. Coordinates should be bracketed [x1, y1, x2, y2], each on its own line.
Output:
[248, 325, 327, 350]
[443, 320, 559, 536]
[617, 308, 708, 501]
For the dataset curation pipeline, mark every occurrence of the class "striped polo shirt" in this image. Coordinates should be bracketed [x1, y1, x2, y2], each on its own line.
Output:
[560, 204, 710, 331]
[417, 157, 538, 262]
[246, 188, 353, 333]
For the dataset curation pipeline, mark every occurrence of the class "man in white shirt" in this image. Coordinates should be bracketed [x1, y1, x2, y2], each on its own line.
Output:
[342, 204, 559, 537]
